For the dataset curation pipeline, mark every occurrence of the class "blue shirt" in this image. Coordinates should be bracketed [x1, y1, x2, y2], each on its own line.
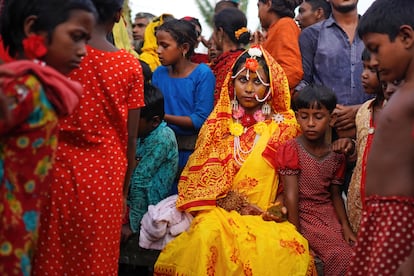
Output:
[128, 121, 179, 232]
[152, 63, 215, 136]
[297, 15, 372, 105]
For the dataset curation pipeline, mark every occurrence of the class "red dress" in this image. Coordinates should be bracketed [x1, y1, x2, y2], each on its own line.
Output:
[277, 138, 353, 275]
[0, 61, 82, 276]
[347, 196, 414, 275]
[32, 47, 144, 275]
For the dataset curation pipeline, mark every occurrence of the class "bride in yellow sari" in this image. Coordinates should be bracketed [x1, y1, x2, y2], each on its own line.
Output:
[154, 45, 316, 275]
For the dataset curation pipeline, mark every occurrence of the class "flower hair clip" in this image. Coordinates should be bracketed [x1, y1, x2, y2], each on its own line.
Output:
[234, 27, 249, 40]
[22, 34, 47, 60]
[231, 46, 269, 86]
[245, 58, 259, 72]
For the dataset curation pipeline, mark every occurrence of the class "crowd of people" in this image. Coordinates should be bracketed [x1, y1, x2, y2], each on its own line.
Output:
[0, 0, 413, 275]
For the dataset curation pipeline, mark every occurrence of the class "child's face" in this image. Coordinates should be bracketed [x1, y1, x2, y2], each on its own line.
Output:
[43, 10, 94, 75]
[382, 79, 404, 101]
[156, 30, 183, 66]
[361, 59, 380, 95]
[296, 104, 332, 142]
[233, 63, 270, 114]
[363, 32, 409, 83]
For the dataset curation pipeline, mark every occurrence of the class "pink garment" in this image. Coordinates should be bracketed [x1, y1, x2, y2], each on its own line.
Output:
[139, 195, 193, 250]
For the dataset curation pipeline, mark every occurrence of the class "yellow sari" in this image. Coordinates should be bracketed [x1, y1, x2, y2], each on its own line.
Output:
[154, 46, 315, 276]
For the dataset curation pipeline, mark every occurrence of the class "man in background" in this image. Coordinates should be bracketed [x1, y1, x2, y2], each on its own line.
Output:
[132, 12, 155, 54]
[295, 0, 331, 29]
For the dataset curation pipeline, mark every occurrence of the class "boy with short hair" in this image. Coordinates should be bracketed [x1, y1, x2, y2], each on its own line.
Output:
[348, 0, 414, 275]
[122, 83, 179, 238]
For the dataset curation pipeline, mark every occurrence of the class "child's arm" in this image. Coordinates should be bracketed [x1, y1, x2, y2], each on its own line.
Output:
[164, 114, 194, 129]
[123, 108, 140, 198]
[282, 174, 300, 230]
[330, 184, 357, 244]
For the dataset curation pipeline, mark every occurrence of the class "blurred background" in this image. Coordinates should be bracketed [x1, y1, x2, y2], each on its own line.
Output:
[124, 0, 375, 53]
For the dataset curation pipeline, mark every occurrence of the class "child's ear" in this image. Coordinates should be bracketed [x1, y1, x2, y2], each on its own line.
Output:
[114, 9, 122, 23]
[315, 7, 324, 20]
[264, 0, 272, 10]
[329, 112, 337, 127]
[151, 116, 161, 128]
[180, 42, 191, 58]
[399, 25, 414, 49]
[23, 15, 38, 37]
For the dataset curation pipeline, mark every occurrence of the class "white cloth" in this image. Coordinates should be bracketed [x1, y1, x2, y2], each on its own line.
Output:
[139, 195, 193, 250]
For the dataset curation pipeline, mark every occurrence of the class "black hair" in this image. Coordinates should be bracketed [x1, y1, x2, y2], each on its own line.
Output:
[1, 0, 97, 58]
[306, 0, 331, 19]
[232, 50, 269, 80]
[140, 83, 165, 121]
[358, 0, 414, 41]
[294, 84, 337, 113]
[214, 7, 249, 45]
[214, 0, 239, 13]
[258, 0, 302, 18]
[91, 0, 123, 24]
[139, 60, 152, 84]
[156, 19, 198, 58]
[361, 47, 371, 62]
[181, 16, 202, 36]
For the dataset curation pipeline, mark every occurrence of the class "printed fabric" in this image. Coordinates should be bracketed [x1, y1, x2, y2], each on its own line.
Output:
[0, 60, 82, 276]
[154, 46, 316, 276]
[347, 195, 414, 275]
[32, 46, 144, 275]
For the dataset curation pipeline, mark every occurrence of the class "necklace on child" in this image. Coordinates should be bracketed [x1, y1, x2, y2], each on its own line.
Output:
[230, 106, 268, 166]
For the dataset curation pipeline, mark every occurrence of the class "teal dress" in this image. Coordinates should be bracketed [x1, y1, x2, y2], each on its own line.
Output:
[128, 121, 179, 232]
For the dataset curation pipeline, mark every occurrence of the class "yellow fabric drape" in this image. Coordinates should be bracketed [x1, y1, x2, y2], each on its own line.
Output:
[154, 46, 315, 275]
[112, 15, 139, 59]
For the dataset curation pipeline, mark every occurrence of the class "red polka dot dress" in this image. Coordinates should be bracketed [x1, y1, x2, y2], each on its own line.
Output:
[32, 46, 144, 275]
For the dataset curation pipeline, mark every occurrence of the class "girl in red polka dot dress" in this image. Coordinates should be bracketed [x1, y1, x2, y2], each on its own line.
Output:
[32, 0, 145, 275]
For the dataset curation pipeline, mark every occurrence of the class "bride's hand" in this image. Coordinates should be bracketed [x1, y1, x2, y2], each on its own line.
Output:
[239, 204, 263, 216]
[262, 206, 288, 222]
